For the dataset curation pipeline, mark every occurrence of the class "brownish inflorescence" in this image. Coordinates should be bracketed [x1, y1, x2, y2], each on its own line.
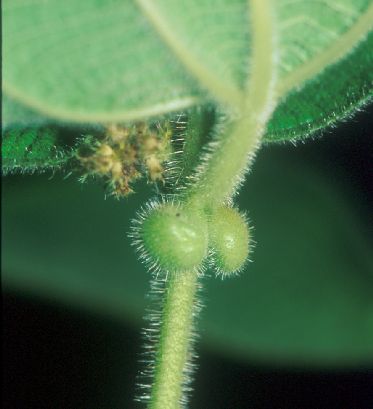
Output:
[78, 121, 172, 198]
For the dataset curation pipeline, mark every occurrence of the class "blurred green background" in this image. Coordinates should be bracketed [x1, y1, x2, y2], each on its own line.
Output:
[3, 107, 373, 408]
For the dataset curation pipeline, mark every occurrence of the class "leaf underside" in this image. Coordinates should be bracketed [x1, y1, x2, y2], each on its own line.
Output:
[3, 0, 373, 146]
[2, 127, 72, 175]
[265, 30, 373, 143]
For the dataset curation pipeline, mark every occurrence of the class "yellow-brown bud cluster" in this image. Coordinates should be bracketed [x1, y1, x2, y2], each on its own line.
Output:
[78, 121, 172, 198]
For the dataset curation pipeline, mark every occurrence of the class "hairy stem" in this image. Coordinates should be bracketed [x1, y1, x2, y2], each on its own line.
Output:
[149, 270, 199, 409]
[178, 108, 215, 186]
[187, 115, 264, 207]
[147, 1, 276, 407]
[188, 0, 276, 207]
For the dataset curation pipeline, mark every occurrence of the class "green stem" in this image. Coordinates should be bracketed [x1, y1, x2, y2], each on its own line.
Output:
[177, 108, 215, 186]
[147, 2, 277, 408]
[149, 269, 199, 409]
[188, 0, 276, 207]
[187, 115, 263, 206]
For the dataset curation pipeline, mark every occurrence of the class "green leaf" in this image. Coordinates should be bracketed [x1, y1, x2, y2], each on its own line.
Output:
[265, 29, 373, 142]
[3, 177, 150, 323]
[3, 0, 373, 139]
[3, 148, 373, 365]
[1, 95, 71, 174]
[2, 127, 72, 175]
[204, 150, 373, 365]
[2, 94, 50, 130]
[3, 0, 203, 123]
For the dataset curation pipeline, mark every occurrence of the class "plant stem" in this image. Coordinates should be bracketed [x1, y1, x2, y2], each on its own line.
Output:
[149, 269, 199, 409]
[187, 115, 264, 206]
[147, 2, 276, 408]
[177, 108, 215, 186]
[188, 0, 276, 207]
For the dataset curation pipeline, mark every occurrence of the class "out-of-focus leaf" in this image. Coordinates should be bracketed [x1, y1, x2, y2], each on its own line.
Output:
[2, 177, 150, 324]
[3, 0, 373, 141]
[203, 149, 373, 365]
[2, 95, 50, 130]
[3, 148, 373, 365]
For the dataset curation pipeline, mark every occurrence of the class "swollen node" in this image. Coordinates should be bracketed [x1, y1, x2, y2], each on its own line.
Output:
[209, 206, 250, 276]
[140, 203, 208, 273]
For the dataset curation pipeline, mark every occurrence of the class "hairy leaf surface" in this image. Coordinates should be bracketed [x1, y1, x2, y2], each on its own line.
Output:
[3, 0, 373, 137]
[265, 30, 373, 142]
[2, 127, 72, 175]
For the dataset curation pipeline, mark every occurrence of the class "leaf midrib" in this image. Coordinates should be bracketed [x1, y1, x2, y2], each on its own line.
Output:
[135, 0, 245, 109]
[276, 2, 373, 98]
[4, 1, 373, 123]
[138, 0, 373, 115]
[3, 84, 200, 123]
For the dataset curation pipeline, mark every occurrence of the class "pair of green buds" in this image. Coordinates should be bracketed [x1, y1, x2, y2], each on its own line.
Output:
[134, 201, 251, 277]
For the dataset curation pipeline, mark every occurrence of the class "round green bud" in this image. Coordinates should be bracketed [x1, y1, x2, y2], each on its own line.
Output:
[209, 206, 250, 275]
[141, 203, 208, 273]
